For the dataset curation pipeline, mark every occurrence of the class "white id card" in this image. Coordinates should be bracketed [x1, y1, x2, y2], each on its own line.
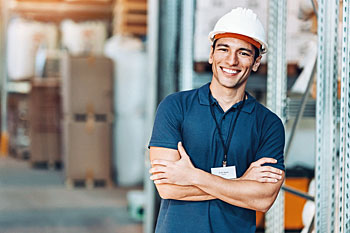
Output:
[211, 166, 237, 179]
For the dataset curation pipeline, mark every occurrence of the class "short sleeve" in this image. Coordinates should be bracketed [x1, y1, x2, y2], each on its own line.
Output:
[148, 94, 183, 150]
[255, 114, 285, 171]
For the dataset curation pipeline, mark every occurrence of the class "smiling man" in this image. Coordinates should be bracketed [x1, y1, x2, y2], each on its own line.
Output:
[148, 7, 285, 233]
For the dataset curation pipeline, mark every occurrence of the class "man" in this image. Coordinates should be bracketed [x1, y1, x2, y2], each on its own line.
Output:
[148, 7, 285, 233]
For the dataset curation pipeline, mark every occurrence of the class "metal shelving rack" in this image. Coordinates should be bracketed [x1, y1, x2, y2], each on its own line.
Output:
[265, 0, 287, 232]
[339, 0, 350, 231]
[144, 0, 350, 232]
[315, 0, 339, 232]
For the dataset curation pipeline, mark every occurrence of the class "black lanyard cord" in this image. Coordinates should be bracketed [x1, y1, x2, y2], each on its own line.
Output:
[208, 90, 247, 167]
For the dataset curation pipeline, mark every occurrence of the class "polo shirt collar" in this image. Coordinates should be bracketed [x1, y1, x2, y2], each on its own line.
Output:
[198, 82, 255, 114]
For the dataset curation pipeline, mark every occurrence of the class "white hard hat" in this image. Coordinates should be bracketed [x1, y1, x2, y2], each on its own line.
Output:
[208, 7, 268, 54]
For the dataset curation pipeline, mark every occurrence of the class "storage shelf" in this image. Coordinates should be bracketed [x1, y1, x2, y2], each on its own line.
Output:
[286, 98, 341, 120]
[7, 81, 31, 94]
[32, 77, 60, 87]
[8, 0, 113, 21]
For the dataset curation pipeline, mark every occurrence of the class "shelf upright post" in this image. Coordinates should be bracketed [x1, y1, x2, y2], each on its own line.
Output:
[339, 0, 350, 231]
[0, 0, 9, 157]
[144, 0, 160, 232]
[157, 0, 181, 100]
[144, 0, 181, 232]
[179, 0, 195, 91]
[265, 0, 287, 232]
[315, 0, 339, 232]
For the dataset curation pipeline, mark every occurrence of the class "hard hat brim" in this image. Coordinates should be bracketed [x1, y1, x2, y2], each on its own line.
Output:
[209, 31, 268, 54]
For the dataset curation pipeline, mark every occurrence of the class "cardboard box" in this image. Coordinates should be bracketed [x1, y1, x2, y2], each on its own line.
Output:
[30, 132, 61, 164]
[61, 54, 114, 114]
[63, 116, 112, 181]
[29, 78, 61, 164]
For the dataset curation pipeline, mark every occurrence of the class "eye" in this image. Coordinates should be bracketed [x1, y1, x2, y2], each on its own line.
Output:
[239, 51, 252, 57]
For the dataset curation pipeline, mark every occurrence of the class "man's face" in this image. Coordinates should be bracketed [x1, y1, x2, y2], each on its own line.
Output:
[209, 37, 261, 90]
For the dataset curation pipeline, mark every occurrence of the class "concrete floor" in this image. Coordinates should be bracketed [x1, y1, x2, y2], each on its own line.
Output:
[0, 156, 143, 233]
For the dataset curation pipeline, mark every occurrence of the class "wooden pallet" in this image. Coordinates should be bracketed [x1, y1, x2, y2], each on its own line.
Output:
[113, 0, 147, 36]
[10, 146, 30, 160]
[10, 0, 113, 22]
[65, 178, 113, 189]
[31, 160, 63, 170]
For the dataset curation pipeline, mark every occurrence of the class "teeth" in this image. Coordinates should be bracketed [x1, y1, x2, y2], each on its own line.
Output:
[222, 68, 239, 74]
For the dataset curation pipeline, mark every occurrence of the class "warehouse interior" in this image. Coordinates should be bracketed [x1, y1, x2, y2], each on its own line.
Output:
[0, 0, 349, 233]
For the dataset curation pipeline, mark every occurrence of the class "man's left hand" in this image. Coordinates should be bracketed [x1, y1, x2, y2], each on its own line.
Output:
[240, 157, 283, 183]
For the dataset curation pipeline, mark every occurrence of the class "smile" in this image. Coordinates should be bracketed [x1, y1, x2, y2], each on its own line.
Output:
[222, 67, 240, 74]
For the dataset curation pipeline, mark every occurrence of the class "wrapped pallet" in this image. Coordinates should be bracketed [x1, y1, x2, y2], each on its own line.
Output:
[7, 18, 58, 80]
[61, 20, 107, 56]
[105, 35, 147, 186]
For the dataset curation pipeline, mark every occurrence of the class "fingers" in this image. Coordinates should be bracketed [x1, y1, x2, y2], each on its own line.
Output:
[252, 157, 277, 166]
[258, 166, 283, 175]
[150, 172, 167, 181]
[154, 179, 169, 184]
[259, 178, 279, 183]
[243, 166, 283, 183]
[151, 159, 170, 166]
[149, 166, 170, 184]
[149, 168, 170, 184]
[149, 166, 166, 174]
[253, 167, 283, 179]
[261, 172, 282, 180]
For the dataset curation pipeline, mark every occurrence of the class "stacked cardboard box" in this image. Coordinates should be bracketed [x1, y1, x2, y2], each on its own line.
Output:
[29, 77, 61, 168]
[61, 54, 114, 187]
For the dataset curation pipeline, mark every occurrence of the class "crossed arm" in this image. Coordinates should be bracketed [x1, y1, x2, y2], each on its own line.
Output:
[149, 142, 285, 212]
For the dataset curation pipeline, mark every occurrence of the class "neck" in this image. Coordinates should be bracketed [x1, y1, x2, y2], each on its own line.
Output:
[209, 82, 246, 112]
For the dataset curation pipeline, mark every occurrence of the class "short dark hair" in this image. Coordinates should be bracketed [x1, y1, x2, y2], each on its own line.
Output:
[212, 39, 260, 61]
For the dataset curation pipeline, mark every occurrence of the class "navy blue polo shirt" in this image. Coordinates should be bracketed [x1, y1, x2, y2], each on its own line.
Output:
[149, 82, 285, 233]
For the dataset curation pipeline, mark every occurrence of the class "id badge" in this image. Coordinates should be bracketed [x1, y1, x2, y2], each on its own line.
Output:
[211, 166, 237, 179]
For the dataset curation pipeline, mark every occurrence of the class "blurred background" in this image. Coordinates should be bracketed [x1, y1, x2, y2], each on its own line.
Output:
[0, 0, 348, 232]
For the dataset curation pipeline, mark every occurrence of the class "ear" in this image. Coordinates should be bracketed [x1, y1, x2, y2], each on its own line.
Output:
[208, 46, 214, 64]
[252, 56, 262, 72]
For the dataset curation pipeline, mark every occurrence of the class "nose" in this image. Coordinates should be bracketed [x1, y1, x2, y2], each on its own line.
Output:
[227, 51, 239, 66]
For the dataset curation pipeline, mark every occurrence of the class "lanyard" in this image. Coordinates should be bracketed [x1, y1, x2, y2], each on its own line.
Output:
[208, 90, 247, 167]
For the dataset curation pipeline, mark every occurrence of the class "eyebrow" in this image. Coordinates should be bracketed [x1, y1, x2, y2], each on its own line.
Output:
[216, 43, 229, 48]
[216, 43, 254, 54]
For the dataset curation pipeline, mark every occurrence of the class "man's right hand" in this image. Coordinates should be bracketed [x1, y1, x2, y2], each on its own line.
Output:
[240, 158, 283, 183]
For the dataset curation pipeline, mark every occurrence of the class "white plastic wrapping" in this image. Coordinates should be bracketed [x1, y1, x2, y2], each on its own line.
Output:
[7, 18, 58, 80]
[104, 35, 147, 186]
[61, 20, 107, 55]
